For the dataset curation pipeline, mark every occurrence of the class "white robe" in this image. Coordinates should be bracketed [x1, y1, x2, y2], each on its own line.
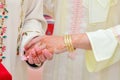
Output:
[1, 0, 46, 80]
[43, 0, 120, 80]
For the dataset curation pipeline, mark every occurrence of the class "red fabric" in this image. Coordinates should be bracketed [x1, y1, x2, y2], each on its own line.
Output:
[45, 23, 54, 35]
[44, 15, 54, 35]
[0, 63, 12, 80]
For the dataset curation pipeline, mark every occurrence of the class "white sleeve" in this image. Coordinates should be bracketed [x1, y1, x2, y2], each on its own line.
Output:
[85, 25, 120, 72]
[19, 0, 47, 58]
[43, 0, 55, 18]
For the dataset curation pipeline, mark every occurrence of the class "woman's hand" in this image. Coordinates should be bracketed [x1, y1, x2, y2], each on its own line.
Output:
[25, 35, 67, 54]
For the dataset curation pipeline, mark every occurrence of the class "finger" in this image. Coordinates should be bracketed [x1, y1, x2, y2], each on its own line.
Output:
[31, 48, 38, 57]
[25, 42, 41, 56]
[36, 57, 41, 64]
[38, 54, 46, 62]
[42, 49, 53, 60]
[28, 55, 34, 64]
[32, 46, 42, 64]
[24, 49, 31, 57]
[25, 48, 36, 57]
[25, 36, 42, 50]
[35, 44, 46, 55]
[33, 57, 41, 64]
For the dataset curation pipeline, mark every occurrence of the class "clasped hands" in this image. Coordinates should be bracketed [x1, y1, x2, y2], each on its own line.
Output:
[24, 35, 66, 65]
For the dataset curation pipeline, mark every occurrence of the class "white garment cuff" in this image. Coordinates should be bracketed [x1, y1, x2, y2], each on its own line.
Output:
[86, 29, 118, 61]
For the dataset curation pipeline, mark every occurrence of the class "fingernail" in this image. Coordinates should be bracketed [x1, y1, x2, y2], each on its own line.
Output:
[21, 56, 27, 61]
[27, 56, 29, 59]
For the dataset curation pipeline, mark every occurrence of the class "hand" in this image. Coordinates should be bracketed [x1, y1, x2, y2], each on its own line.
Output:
[25, 35, 67, 55]
[24, 42, 53, 64]
[24, 35, 67, 64]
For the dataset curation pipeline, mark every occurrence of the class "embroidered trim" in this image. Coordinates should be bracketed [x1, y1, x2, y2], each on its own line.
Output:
[17, 0, 25, 55]
[0, 0, 25, 60]
[70, 0, 83, 34]
[0, 0, 8, 62]
[68, 0, 85, 58]
[22, 31, 40, 36]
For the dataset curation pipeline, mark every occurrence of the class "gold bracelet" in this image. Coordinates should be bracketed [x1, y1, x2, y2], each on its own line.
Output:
[64, 34, 75, 52]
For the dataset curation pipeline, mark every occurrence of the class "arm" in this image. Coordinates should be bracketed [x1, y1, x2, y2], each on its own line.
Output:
[71, 34, 92, 50]
[19, 0, 47, 67]
[24, 24, 120, 71]
[56, 25, 119, 72]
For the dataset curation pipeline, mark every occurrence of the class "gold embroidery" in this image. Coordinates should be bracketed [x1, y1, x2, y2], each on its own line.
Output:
[17, 0, 25, 55]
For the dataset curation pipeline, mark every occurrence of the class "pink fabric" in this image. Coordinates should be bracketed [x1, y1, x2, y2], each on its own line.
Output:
[28, 67, 43, 80]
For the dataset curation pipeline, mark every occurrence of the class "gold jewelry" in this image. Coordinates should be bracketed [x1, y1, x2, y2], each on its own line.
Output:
[64, 34, 75, 52]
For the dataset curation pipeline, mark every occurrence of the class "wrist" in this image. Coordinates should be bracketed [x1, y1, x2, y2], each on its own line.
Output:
[71, 34, 81, 48]
[71, 33, 91, 50]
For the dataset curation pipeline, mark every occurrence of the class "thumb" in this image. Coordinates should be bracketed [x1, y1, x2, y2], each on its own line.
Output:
[24, 36, 42, 50]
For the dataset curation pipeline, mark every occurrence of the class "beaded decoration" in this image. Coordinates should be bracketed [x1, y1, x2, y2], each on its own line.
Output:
[0, 0, 8, 62]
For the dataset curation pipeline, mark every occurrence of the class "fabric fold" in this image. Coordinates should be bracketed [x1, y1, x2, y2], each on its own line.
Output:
[86, 28, 119, 72]
[83, 0, 118, 23]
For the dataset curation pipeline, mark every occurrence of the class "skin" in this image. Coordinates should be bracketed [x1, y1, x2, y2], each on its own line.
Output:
[24, 33, 91, 64]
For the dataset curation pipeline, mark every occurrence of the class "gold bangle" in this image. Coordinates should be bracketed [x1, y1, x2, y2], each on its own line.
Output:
[68, 35, 74, 52]
[64, 34, 75, 52]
